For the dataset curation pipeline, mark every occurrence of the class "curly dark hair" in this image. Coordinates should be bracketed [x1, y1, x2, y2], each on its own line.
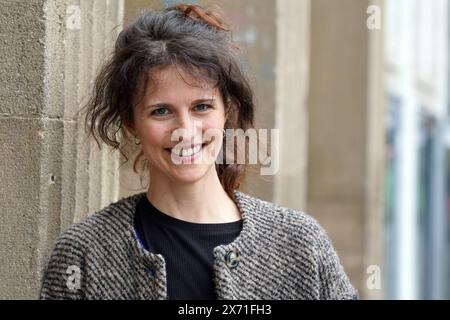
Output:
[83, 3, 255, 199]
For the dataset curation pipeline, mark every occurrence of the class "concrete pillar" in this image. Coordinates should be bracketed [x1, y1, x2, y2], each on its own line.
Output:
[274, 0, 310, 210]
[364, 0, 385, 300]
[307, 0, 372, 297]
[0, 0, 124, 299]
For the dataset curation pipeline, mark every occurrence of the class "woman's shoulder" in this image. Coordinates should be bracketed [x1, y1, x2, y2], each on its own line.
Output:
[55, 192, 145, 251]
[236, 190, 328, 242]
[236, 191, 357, 299]
[40, 193, 145, 299]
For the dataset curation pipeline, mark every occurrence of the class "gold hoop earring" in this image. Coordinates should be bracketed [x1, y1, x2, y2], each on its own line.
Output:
[134, 136, 141, 145]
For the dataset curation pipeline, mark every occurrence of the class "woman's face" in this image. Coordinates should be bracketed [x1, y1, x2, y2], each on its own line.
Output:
[131, 65, 227, 184]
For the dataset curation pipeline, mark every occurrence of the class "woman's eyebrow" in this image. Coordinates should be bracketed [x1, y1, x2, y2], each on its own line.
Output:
[144, 98, 216, 109]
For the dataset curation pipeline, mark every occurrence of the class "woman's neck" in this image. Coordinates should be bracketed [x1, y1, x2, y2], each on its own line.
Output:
[146, 167, 242, 223]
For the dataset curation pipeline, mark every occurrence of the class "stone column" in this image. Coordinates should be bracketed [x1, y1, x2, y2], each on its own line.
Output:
[307, 0, 374, 297]
[273, 0, 310, 211]
[0, 0, 124, 299]
[364, 0, 385, 300]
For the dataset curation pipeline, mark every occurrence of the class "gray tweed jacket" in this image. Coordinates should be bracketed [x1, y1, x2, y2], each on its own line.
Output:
[40, 191, 358, 300]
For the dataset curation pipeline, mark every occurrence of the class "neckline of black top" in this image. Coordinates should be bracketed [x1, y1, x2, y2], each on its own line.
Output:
[138, 195, 243, 234]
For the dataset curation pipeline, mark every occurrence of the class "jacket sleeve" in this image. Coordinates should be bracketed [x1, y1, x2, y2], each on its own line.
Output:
[39, 229, 86, 300]
[313, 222, 358, 300]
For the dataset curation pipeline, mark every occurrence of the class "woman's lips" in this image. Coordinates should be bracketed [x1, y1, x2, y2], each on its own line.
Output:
[164, 142, 210, 158]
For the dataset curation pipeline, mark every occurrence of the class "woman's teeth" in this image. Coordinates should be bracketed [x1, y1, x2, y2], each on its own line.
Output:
[181, 144, 202, 157]
[171, 144, 204, 157]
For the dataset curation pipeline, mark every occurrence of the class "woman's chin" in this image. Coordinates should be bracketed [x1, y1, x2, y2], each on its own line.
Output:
[168, 164, 213, 184]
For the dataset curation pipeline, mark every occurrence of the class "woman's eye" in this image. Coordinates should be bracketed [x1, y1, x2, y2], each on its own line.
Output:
[151, 107, 170, 116]
[194, 104, 212, 112]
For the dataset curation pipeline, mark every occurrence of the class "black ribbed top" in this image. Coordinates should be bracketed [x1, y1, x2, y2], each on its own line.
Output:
[133, 195, 243, 300]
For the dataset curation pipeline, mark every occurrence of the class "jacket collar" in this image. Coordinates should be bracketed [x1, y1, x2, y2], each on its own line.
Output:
[118, 190, 262, 299]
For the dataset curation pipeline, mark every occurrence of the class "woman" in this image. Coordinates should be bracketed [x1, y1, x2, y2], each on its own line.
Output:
[40, 3, 357, 300]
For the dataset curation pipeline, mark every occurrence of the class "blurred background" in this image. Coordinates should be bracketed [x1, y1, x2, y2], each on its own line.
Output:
[0, 0, 449, 299]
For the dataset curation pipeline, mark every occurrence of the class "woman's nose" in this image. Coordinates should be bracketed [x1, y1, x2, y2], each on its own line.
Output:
[174, 113, 202, 143]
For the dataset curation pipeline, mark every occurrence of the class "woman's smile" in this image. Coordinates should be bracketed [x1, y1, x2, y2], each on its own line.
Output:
[165, 141, 212, 164]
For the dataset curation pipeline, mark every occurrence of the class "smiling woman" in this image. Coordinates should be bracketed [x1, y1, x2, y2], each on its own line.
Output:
[39, 3, 357, 300]
[129, 65, 228, 182]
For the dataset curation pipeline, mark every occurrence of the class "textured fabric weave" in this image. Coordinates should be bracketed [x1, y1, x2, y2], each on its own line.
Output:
[40, 191, 358, 300]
